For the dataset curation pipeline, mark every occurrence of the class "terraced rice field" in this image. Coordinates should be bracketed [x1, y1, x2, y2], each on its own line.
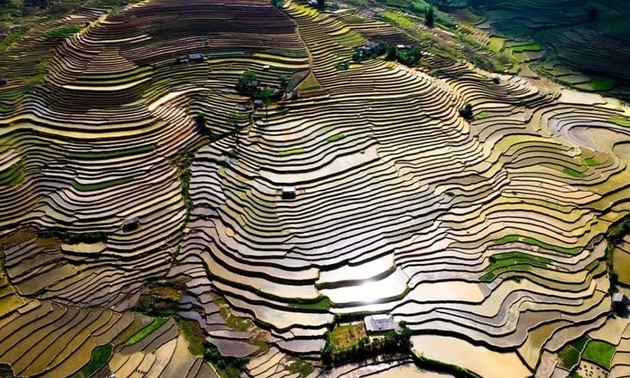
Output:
[460, 0, 630, 98]
[1, 0, 630, 377]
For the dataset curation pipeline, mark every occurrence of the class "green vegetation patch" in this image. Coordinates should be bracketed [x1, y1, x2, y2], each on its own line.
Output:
[0, 30, 26, 53]
[286, 357, 314, 377]
[608, 118, 630, 127]
[0, 163, 24, 186]
[66, 144, 156, 160]
[125, 317, 168, 346]
[219, 306, 254, 331]
[558, 344, 581, 370]
[71, 176, 134, 191]
[290, 296, 331, 310]
[178, 319, 205, 356]
[587, 78, 617, 92]
[474, 111, 490, 120]
[510, 42, 543, 53]
[326, 133, 345, 142]
[71, 344, 113, 378]
[494, 235, 582, 255]
[481, 252, 552, 282]
[44, 24, 81, 38]
[584, 157, 599, 166]
[279, 148, 305, 156]
[341, 14, 365, 24]
[563, 167, 586, 178]
[330, 323, 367, 350]
[582, 340, 616, 369]
[380, 11, 414, 28]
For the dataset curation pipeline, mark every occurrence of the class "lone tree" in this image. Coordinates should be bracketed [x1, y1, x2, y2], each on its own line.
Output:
[278, 75, 289, 98]
[459, 103, 474, 120]
[258, 87, 275, 119]
[587, 6, 599, 21]
[425, 6, 435, 28]
[195, 113, 206, 129]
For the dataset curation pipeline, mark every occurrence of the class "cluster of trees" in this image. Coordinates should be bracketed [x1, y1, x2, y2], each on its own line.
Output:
[236, 71, 289, 118]
[353, 43, 422, 67]
[321, 322, 413, 366]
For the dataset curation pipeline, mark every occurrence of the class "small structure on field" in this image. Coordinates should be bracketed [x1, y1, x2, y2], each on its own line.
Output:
[0, 77, 6, 86]
[175, 53, 205, 65]
[364, 314, 396, 333]
[188, 53, 205, 64]
[281, 186, 296, 199]
[613, 293, 629, 316]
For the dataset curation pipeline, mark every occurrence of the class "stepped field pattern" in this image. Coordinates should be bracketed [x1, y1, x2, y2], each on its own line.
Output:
[1, 0, 630, 377]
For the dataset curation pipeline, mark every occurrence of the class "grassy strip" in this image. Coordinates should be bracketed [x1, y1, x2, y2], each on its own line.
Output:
[44, 25, 81, 38]
[218, 305, 254, 331]
[326, 133, 345, 142]
[494, 235, 582, 255]
[279, 148, 305, 156]
[474, 111, 489, 120]
[0, 163, 24, 186]
[411, 353, 482, 378]
[481, 252, 552, 282]
[587, 78, 616, 91]
[71, 344, 113, 378]
[0, 30, 26, 53]
[608, 118, 630, 127]
[125, 317, 168, 346]
[563, 167, 586, 178]
[72, 176, 134, 191]
[584, 157, 599, 166]
[380, 11, 414, 28]
[286, 358, 314, 377]
[66, 143, 156, 159]
[582, 340, 615, 369]
[290, 296, 331, 310]
[178, 319, 205, 356]
[510, 42, 543, 53]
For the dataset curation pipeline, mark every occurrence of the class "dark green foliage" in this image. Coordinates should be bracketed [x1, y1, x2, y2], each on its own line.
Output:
[317, 0, 325, 9]
[44, 25, 81, 38]
[396, 47, 422, 66]
[236, 71, 257, 95]
[321, 322, 413, 366]
[169, 151, 195, 217]
[410, 353, 482, 378]
[195, 113, 206, 129]
[425, 6, 435, 27]
[38, 229, 107, 244]
[71, 344, 113, 378]
[353, 42, 421, 66]
[587, 6, 598, 21]
[0, 363, 14, 378]
[204, 344, 249, 378]
[558, 344, 582, 369]
[385, 44, 398, 61]
[460, 103, 473, 119]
